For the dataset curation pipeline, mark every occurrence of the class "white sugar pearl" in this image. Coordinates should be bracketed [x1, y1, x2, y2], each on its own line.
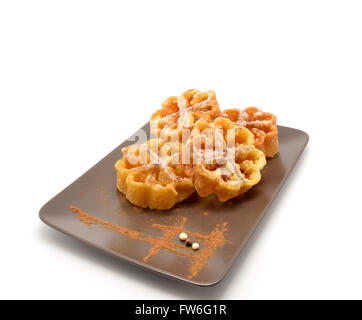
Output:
[192, 242, 199, 250]
[179, 232, 188, 241]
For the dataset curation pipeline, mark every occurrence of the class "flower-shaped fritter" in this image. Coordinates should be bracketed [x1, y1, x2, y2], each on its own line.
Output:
[115, 139, 194, 210]
[222, 107, 279, 157]
[183, 117, 266, 202]
[150, 89, 220, 141]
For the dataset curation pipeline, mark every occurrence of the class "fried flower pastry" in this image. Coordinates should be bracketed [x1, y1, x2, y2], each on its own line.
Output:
[150, 89, 220, 141]
[115, 90, 280, 210]
[115, 139, 195, 210]
[184, 117, 266, 202]
[222, 107, 279, 157]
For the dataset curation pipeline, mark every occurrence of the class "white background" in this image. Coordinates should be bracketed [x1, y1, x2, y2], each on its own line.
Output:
[1, 0, 361, 299]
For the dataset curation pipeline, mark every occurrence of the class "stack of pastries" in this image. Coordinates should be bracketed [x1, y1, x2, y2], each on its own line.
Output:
[115, 89, 279, 210]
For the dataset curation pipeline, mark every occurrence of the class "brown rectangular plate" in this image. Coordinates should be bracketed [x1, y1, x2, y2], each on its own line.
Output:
[39, 124, 308, 286]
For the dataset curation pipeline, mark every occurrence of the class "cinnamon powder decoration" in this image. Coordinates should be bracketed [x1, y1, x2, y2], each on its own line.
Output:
[69, 206, 229, 279]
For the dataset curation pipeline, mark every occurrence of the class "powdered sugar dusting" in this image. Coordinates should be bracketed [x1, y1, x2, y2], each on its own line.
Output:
[234, 109, 272, 127]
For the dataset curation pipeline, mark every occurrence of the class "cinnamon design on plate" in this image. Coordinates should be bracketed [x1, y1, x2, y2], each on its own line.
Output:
[69, 206, 229, 279]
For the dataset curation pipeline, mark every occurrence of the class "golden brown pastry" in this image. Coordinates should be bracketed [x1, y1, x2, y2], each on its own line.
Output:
[222, 107, 279, 157]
